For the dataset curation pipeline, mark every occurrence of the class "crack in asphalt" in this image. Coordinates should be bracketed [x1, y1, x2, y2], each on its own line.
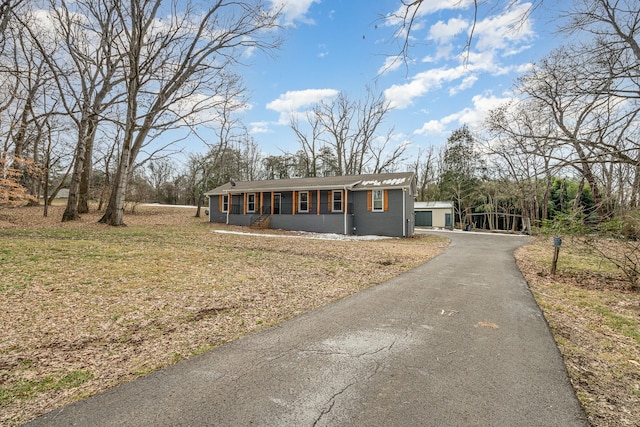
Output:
[311, 381, 357, 427]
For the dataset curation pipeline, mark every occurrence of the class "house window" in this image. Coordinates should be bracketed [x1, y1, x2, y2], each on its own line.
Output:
[298, 191, 309, 212]
[221, 195, 229, 213]
[247, 193, 256, 213]
[372, 190, 384, 212]
[332, 191, 343, 212]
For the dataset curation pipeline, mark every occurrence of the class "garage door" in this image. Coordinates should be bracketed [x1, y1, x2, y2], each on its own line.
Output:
[415, 210, 432, 226]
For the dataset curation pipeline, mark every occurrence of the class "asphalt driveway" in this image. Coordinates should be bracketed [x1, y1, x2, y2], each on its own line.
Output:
[26, 231, 587, 426]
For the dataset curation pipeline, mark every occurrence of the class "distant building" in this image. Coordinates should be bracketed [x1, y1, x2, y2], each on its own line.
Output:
[55, 189, 69, 199]
[414, 201, 454, 228]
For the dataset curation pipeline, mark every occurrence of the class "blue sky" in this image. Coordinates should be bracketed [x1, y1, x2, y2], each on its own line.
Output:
[197, 0, 571, 162]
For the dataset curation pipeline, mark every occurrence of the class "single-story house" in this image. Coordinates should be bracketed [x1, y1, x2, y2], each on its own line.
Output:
[415, 201, 454, 228]
[205, 172, 417, 237]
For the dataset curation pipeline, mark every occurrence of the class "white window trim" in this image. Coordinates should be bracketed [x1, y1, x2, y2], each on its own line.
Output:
[372, 190, 384, 212]
[298, 191, 309, 213]
[247, 193, 256, 213]
[332, 190, 343, 212]
[221, 195, 229, 213]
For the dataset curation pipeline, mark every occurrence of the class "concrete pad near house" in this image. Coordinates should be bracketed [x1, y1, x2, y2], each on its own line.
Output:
[26, 231, 588, 427]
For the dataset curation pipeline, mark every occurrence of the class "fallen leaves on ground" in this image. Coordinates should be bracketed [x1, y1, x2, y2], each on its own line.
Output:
[516, 237, 640, 427]
[0, 204, 448, 425]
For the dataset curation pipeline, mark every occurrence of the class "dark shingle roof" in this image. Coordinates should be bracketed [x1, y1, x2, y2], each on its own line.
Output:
[205, 172, 415, 196]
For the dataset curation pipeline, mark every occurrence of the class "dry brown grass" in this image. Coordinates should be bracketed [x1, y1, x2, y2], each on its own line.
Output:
[0, 204, 448, 425]
[517, 236, 640, 427]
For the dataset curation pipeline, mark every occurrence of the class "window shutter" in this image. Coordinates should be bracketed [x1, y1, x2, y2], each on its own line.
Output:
[328, 191, 332, 212]
[384, 190, 389, 211]
[308, 191, 313, 211]
[344, 190, 348, 214]
[292, 191, 296, 215]
[218, 195, 222, 212]
[367, 190, 372, 211]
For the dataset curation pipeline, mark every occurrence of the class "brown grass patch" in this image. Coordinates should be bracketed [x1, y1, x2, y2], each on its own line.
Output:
[0, 204, 447, 425]
[516, 236, 640, 427]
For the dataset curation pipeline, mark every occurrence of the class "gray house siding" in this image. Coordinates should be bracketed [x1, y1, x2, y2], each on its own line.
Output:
[208, 195, 227, 223]
[209, 191, 350, 232]
[405, 190, 415, 236]
[205, 173, 416, 238]
[352, 189, 413, 237]
[210, 189, 412, 237]
[271, 214, 349, 234]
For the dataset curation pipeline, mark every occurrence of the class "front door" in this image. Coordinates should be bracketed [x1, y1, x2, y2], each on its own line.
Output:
[273, 193, 281, 214]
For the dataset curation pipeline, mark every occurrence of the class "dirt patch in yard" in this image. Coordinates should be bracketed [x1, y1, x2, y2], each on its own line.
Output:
[0, 204, 448, 425]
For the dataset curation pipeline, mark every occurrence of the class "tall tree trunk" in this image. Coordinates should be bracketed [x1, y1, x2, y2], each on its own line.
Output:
[630, 164, 640, 208]
[78, 118, 97, 214]
[99, 146, 130, 226]
[574, 142, 608, 219]
[542, 173, 552, 221]
[62, 120, 89, 222]
[572, 177, 586, 214]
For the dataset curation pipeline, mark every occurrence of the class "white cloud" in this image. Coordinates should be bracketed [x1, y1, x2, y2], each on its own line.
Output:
[384, 0, 474, 27]
[473, 3, 535, 52]
[466, 93, 512, 125]
[266, 88, 339, 124]
[250, 121, 271, 134]
[378, 55, 403, 75]
[317, 43, 329, 58]
[271, 0, 321, 26]
[414, 120, 447, 136]
[384, 66, 468, 109]
[414, 93, 513, 136]
[449, 75, 478, 96]
[428, 17, 469, 44]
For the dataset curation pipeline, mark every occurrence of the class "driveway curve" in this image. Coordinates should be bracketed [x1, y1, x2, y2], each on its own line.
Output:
[26, 231, 587, 427]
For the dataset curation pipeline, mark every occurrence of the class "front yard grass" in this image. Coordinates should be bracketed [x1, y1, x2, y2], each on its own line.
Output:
[516, 236, 640, 427]
[0, 204, 447, 425]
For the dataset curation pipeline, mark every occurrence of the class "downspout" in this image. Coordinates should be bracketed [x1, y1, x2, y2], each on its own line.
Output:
[343, 186, 348, 235]
[344, 181, 361, 235]
[402, 188, 406, 237]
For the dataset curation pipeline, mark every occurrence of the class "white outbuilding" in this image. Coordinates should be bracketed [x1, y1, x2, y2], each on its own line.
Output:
[414, 201, 454, 228]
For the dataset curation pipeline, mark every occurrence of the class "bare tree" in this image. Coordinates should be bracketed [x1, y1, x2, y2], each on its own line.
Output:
[515, 42, 640, 219]
[145, 158, 175, 202]
[17, 0, 126, 221]
[290, 111, 322, 177]
[368, 129, 407, 174]
[292, 88, 403, 176]
[409, 145, 439, 201]
[0, 3, 64, 209]
[191, 74, 250, 216]
[563, 0, 640, 63]
[99, 0, 281, 226]
[485, 100, 562, 224]
[385, 0, 542, 65]
[313, 92, 352, 176]
[0, 0, 27, 46]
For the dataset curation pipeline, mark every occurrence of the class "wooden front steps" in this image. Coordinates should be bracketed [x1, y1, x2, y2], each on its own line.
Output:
[251, 214, 271, 229]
